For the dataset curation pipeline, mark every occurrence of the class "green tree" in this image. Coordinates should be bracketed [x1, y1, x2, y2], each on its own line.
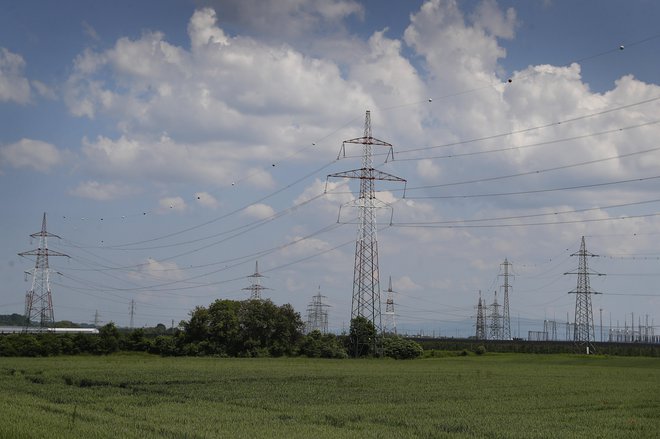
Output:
[382, 336, 423, 359]
[299, 330, 348, 359]
[96, 323, 121, 354]
[124, 328, 150, 351]
[236, 300, 303, 357]
[181, 299, 303, 357]
[348, 317, 378, 358]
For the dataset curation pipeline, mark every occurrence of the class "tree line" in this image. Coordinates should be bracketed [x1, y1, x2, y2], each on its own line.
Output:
[0, 299, 422, 359]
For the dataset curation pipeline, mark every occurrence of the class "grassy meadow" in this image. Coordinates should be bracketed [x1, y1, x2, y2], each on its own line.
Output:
[0, 353, 658, 438]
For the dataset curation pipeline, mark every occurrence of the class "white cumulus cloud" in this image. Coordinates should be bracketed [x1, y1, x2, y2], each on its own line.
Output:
[0, 139, 61, 171]
[0, 48, 31, 104]
[244, 203, 275, 219]
[70, 180, 137, 200]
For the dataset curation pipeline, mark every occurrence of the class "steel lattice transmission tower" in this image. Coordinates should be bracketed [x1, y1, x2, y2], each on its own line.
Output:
[488, 291, 502, 340]
[565, 236, 603, 351]
[19, 213, 69, 330]
[305, 286, 330, 334]
[475, 291, 487, 340]
[499, 258, 513, 340]
[243, 261, 269, 300]
[383, 276, 397, 335]
[129, 299, 136, 329]
[327, 110, 406, 355]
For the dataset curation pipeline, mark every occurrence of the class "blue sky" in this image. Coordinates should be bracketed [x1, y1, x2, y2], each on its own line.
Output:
[1, 0, 660, 337]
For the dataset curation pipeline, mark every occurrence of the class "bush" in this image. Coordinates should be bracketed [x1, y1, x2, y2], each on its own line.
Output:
[475, 345, 487, 355]
[299, 331, 348, 359]
[382, 336, 423, 360]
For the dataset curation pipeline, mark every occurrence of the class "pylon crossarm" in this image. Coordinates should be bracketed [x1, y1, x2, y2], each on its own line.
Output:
[372, 169, 406, 183]
[19, 249, 70, 258]
[328, 168, 364, 180]
[343, 136, 392, 148]
[328, 168, 406, 183]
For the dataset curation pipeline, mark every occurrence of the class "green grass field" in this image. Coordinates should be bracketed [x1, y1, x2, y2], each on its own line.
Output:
[0, 353, 658, 438]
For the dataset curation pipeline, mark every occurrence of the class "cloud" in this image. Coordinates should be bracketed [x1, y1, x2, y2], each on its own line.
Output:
[0, 139, 61, 171]
[394, 275, 422, 292]
[416, 159, 441, 181]
[31, 80, 56, 100]
[194, 191, 220, 209]
[80, 134, 254, 187]
[0, 48, 31, 104]
[70, 180, 137, 200]
[64, 8, 379, 186]
[193, 1, 364, 39]
[129, 258, 184, 282]
[82, 20, 100, 41]
[159, 196, 187, 213]
[243, 203, 275, 219]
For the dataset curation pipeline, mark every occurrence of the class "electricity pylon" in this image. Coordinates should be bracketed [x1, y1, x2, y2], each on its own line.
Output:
[500, 258, 513, 340]
[565, 236, 603, 352]
[305, 286, 330, 334]
[488, 291, 502, 340]
[19, 213, 69, 330]
[243, 261, 269, 300]
[475, 291, 486, 340]
[129, 300, 136, 329]
[327, 110, 406, 356]
[383, 276, 397, 335]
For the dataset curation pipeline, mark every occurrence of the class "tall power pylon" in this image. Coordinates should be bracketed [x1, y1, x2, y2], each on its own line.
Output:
[488, 291, 502, 340]
[383, 276, 397, 335]
[327, 110, 406, 355]
[499, 259, 513, 340]
[243, 261, 269, 300]
[18, 213, 69, 330]
[129, 300, 136, 329]
[565, 236, 603, 351]
[305, 286, 330, 334]
[475, 291, 487, 340]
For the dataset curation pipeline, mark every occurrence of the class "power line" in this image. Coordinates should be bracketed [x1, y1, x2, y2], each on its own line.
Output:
[392, 197, 660, 226]
[405, 174, 660, 199]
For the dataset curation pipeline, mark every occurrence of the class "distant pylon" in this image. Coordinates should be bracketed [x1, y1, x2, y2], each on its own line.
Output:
[327, 110, 406, 356]
[383, 276, 397, 335]
[242, 261, 269, 300]
[305, 286, 330, 334]
[129, 300, 135, 329]
[94, 310, 100, 328]
[500, 258, 513, 340]
[18, 213, 69, 331]
[565, 236, 603, 351]
[475, 290, 486, 340]
[488, 291, 502, 340]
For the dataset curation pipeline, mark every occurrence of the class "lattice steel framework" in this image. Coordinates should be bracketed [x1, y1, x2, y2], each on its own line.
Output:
[488, 291, 502, 340]
[500, 258, 513, 340]
[383, 276, 397, 335]
[19, 213, 69, 330]
[243, 261, 269, 300]
[475, 291, 486, 340]
[565, 236, 602, 350]
[327, 110, 406, 355]
[306, 286, 330, 334]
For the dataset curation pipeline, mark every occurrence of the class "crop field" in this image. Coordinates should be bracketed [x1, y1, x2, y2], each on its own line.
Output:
[0, 353, 658, 438]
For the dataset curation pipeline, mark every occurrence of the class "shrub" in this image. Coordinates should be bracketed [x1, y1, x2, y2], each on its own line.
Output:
[299, 331, 348, 359]
[382, 336, 423, 360]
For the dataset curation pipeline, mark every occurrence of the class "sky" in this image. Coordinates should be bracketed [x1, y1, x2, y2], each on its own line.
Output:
[2, 0, 660, 337]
